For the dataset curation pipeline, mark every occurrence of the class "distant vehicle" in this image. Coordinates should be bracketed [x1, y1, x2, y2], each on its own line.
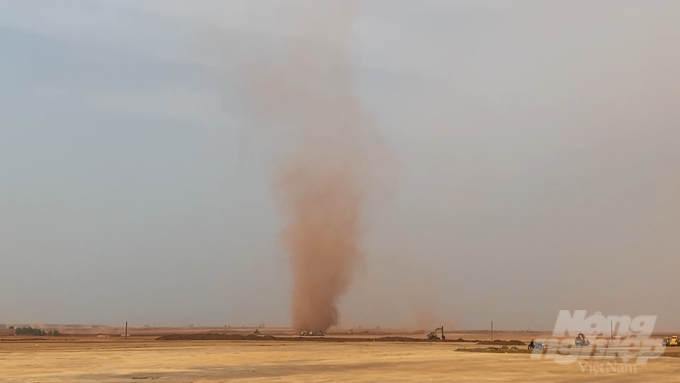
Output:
[662, 336, 678, 347]
[300, 330, 324, 337]
[427, 326, 445, 340]
[528, 340, 544, 350]
[575, 333, 590, 346]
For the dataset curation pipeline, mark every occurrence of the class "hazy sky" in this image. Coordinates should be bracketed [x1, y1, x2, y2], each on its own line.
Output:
[1, 0, 679, 331]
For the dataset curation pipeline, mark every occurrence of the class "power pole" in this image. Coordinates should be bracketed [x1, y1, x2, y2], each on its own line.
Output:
[491, 321, 494, 341]
[125, 321, 128, 340]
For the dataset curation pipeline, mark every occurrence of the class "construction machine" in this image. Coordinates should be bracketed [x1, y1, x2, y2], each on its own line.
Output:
[662, 335, 679, 346]
[427, 326, 445, 340]
[528, 340, 545, 350]
[300, 330, 324, 337]
[575, 333, 590, 346]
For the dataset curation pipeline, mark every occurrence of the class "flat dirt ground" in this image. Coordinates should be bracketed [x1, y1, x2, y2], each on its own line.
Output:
[1, 337, 680, 382]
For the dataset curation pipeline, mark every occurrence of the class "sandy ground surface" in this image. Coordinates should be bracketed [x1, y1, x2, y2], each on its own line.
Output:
[1, 338, 679, 382]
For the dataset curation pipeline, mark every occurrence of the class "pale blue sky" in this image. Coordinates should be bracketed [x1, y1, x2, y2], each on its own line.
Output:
[1, 0, 680, 330]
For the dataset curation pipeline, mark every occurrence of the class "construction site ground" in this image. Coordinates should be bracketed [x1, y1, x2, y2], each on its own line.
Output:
[1, 328, 679, 382]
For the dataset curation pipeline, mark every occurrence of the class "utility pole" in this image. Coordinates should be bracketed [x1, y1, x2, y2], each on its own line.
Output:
[125, 321, 128, 340]
[610, 321, 613, 344]
[491, 321, 494, 341]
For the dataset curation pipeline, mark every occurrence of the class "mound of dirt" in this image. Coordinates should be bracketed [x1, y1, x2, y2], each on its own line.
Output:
[158, 334, 276, 341]
[157, 334, 459, 343]
[476, 340, 525, 346]
[457, 347, 531, 354]
[374, 337, 426, 342]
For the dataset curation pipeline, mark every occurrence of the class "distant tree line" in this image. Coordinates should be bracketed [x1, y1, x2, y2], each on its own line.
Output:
[14, 327, 61, 336]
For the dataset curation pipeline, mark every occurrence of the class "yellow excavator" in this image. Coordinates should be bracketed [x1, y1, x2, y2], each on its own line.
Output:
[662, 335, 678, 347]
[427, 326, 445, 340]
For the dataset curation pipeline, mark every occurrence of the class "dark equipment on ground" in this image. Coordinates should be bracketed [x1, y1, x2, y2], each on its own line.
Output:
[575, 333, 590, 346]
[427, 326, 445, 340]
[528, 340, 545, 350]
[300, 330, 324, 337]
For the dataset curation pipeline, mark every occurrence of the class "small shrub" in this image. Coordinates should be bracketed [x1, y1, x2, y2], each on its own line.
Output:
[14, 327, 61, 336]
[15, 327, 44, 336]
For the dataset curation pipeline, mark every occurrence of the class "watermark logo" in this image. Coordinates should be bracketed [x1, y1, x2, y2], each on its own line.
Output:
[530, 311, 666, 373]
[578, 361, 637, 375]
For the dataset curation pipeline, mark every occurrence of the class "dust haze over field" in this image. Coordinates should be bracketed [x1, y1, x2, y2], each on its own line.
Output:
[1, 1, 680, 331]
[242, 2, 389, 332]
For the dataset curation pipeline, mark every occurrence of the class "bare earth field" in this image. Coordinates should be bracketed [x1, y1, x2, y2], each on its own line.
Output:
[2, 333, 680, 382]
